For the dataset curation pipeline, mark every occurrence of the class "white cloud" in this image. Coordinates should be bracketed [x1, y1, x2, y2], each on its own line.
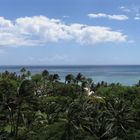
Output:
[134, 17, 140, 20]
[88, 13, 128, 21]
[120, 6, 131, 13]
[0, 17, 13, 28]
[68, 24, 127, 44]
[63, 16, 70, 18]
[120, 6, 140, 21]
[134, 13, 140, 20]
[0, 16, 127, 47]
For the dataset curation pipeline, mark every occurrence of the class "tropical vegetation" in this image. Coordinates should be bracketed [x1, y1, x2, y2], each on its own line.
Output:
[0, 68, 140, 140]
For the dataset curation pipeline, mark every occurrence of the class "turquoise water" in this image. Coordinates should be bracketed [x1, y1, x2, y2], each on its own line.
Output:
[1, 65, 140, 85]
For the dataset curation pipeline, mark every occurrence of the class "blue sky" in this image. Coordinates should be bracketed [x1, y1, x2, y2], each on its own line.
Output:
[0, 0, 140, 65]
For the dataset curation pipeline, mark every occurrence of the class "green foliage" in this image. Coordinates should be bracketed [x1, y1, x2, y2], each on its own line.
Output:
[0, 69, 140, 140]
[65, 74, 75, 84]
[52, 83, 82, 98]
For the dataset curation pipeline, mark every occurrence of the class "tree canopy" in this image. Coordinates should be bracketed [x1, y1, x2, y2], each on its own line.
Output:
[0, 68, 140, 140]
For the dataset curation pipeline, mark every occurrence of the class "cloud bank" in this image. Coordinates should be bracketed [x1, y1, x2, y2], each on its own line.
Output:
[0, 16, 127, 47]
[88, 13, 128, 21]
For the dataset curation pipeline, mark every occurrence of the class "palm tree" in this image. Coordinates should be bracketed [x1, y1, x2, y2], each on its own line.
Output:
[48, 74, 54, 83]
[42, 70, 49, 91]
[42, 70, 49, 79]
[27, 70, 31, 80]
[104, 98, 134, 139]
[48, 74, 60, 83]
[76, 73, 82, 83]
[66, 96, 105, 139]
[20, 67, 27, 80]
[14, 80, 35, 138]
[53, 74, 60, 83]
[65, 74, 74, 84]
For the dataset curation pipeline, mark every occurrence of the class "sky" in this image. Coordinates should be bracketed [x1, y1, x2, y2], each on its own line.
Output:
[0, 0, 140, 65]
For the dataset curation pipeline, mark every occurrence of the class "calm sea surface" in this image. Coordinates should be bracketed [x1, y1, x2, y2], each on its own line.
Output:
[1, 65, 140, 85]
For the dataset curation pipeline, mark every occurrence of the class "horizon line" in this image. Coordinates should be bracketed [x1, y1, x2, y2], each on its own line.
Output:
[1, 64, 140, 67]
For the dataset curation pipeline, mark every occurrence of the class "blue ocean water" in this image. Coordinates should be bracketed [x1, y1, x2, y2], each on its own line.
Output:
[0, 65, 140, 86]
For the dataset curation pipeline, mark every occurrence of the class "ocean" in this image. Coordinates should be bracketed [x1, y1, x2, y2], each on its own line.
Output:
[0, 65, 140, 86]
